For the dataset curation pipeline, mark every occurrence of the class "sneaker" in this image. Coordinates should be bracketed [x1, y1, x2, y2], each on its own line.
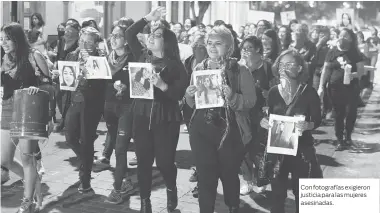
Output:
[120, 178, 135, 194]
[129, 156, 138, 166]
[240, 183, 254, 195]
[16, 198, 35, 213]
[92, 157, 111, 173]
[183, 126, 188, 132]
[105, 190, 123, 204]
[189, 168, 197, 182]
[63, 186, 95, 206]
[36, 160, 45, 176]
[1, 167, 10, 185]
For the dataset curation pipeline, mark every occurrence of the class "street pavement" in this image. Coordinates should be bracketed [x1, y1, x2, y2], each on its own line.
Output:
[2, 66, 380, 213]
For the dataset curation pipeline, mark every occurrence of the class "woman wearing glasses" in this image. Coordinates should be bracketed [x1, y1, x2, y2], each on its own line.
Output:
[125, 7, 188, 213]
[260, 49, 322, 213]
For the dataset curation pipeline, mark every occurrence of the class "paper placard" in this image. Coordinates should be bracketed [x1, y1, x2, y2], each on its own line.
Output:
[267, 114, 305, 156]
[129, 62, 154, 100]
[281, 11, 296, 25]
[58, 61, 80, 91]
[247, 10, 275, 24]
[193, 69, 225, 109]
[84, 56, 112, 79]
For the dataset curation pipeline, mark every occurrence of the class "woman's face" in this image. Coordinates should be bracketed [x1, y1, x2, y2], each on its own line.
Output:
[63, 67, 75, 86]
[241, 41, 260, 61]
[206, 35, 228, 60]
[330, 30, 337, 40]
[204, 77, 211, 88]
[249, 25, 256, 35]
[184, 19, 192, 31]
[244, 26, 250, 36]
[311, 29, 320, 41]
[193, 45, 207, 59]
[64, 26, 78, 41]
[290, 23, 297, 32]
[147, 28, 164, 52]
[0, 32, 15, 54]
[110, 27, 126, 50]
[342, 14, 350, 26]
[79, 34, 97, 51]
[278, 27, 287, 41]
[261, 34, 273, 49]
[278, 54, 302, 80]
[173, 24, 182, 34]
[32, 16, 39, 25]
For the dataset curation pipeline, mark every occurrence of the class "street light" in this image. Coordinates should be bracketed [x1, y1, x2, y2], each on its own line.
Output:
[343, 2, 350, 8]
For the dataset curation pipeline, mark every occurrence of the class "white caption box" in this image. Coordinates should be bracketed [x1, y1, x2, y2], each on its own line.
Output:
[299, 179, 379, 213]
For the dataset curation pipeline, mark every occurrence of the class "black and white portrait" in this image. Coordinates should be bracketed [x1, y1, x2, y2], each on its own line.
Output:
[129, 62, 154, 99]
[267, 114, 305, 156]
[193, 70, 224, 109]
[85, 56, 112, 79]
[58, 61, 80, 91]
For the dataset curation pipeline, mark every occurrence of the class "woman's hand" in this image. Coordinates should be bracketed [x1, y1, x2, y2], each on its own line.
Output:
[151, 73, 168, 91]
[317, 86, 324, 98]
[145, 7, 167, 22]
[51, 70, 60, 79]
[27, 86, 40, 95]
[295, 121, 313, 134]
[186, 85, 197, 97]
[260, 117, 272, 130]
[222, 85, 233, 99]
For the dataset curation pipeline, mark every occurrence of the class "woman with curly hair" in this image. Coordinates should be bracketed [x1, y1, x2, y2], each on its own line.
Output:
[185, 25, 256, 213]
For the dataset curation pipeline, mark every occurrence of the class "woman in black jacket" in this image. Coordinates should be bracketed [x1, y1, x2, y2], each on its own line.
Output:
[125, 7, 188, 213]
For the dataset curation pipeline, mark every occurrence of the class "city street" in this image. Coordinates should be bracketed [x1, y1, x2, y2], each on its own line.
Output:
[2, 66, 380, 213]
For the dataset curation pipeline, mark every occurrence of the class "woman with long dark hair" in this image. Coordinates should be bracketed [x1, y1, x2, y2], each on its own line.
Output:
[256, 20, 272, 38]
[185, 25, 256, 213]
[318, 28, 364, 151]
[125, 7, 188, 213]
[262, 29, 280, 64]
[367, 26, 380, 86]
[239, 36, 274, 196]
[1, 22, 47, 212]
[30, 13, 47, 57]
[339, 13, 353, 30]
[278, 26, 292, 52]
[261, 49, 323, 213]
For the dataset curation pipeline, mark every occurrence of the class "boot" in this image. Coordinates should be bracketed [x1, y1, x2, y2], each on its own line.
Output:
[16, 198, 35, 213]
[140, 198, 152, 213]
[229, 206, 239, 213]
[167, 187, 178, 212]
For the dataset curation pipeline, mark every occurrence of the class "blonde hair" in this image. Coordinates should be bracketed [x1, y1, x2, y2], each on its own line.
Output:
[205, 25, 235, 58]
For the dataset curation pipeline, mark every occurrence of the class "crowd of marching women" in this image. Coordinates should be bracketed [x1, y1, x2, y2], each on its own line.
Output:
[1, 6, 379, 213]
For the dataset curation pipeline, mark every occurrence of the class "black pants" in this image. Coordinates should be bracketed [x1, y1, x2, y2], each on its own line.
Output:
[133, 115, 180, 199]
[103, 102, 132, 190]
[57, 90, 71, 127]
[313, 75, 332, 116]
[65, 99, 104, 189]
[189, 111, 245, 213]
[328, 82, 360, 140]
[270, 147, 323, 213]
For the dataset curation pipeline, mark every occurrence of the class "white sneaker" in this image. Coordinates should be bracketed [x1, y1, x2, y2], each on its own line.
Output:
[36, 160, 45, 176]
[183, 126, 188, 132]
[240, 183, 254, 195]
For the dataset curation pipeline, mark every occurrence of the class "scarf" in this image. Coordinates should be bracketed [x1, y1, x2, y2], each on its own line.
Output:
[107, 47, 130, 76]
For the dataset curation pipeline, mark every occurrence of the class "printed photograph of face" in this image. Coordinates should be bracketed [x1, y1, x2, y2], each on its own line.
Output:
[194, 72, 224, 109]
[61, 65, 76, 87]
[129, 65, 154, 99]
[269, 120, 297, 149]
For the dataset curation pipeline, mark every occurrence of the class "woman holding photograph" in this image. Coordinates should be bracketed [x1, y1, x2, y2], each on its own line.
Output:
[185, 25, 256, 213]
[91, 22, 137, 204]
[125, 7, 188, 213]
[260, 49, 322, 213]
